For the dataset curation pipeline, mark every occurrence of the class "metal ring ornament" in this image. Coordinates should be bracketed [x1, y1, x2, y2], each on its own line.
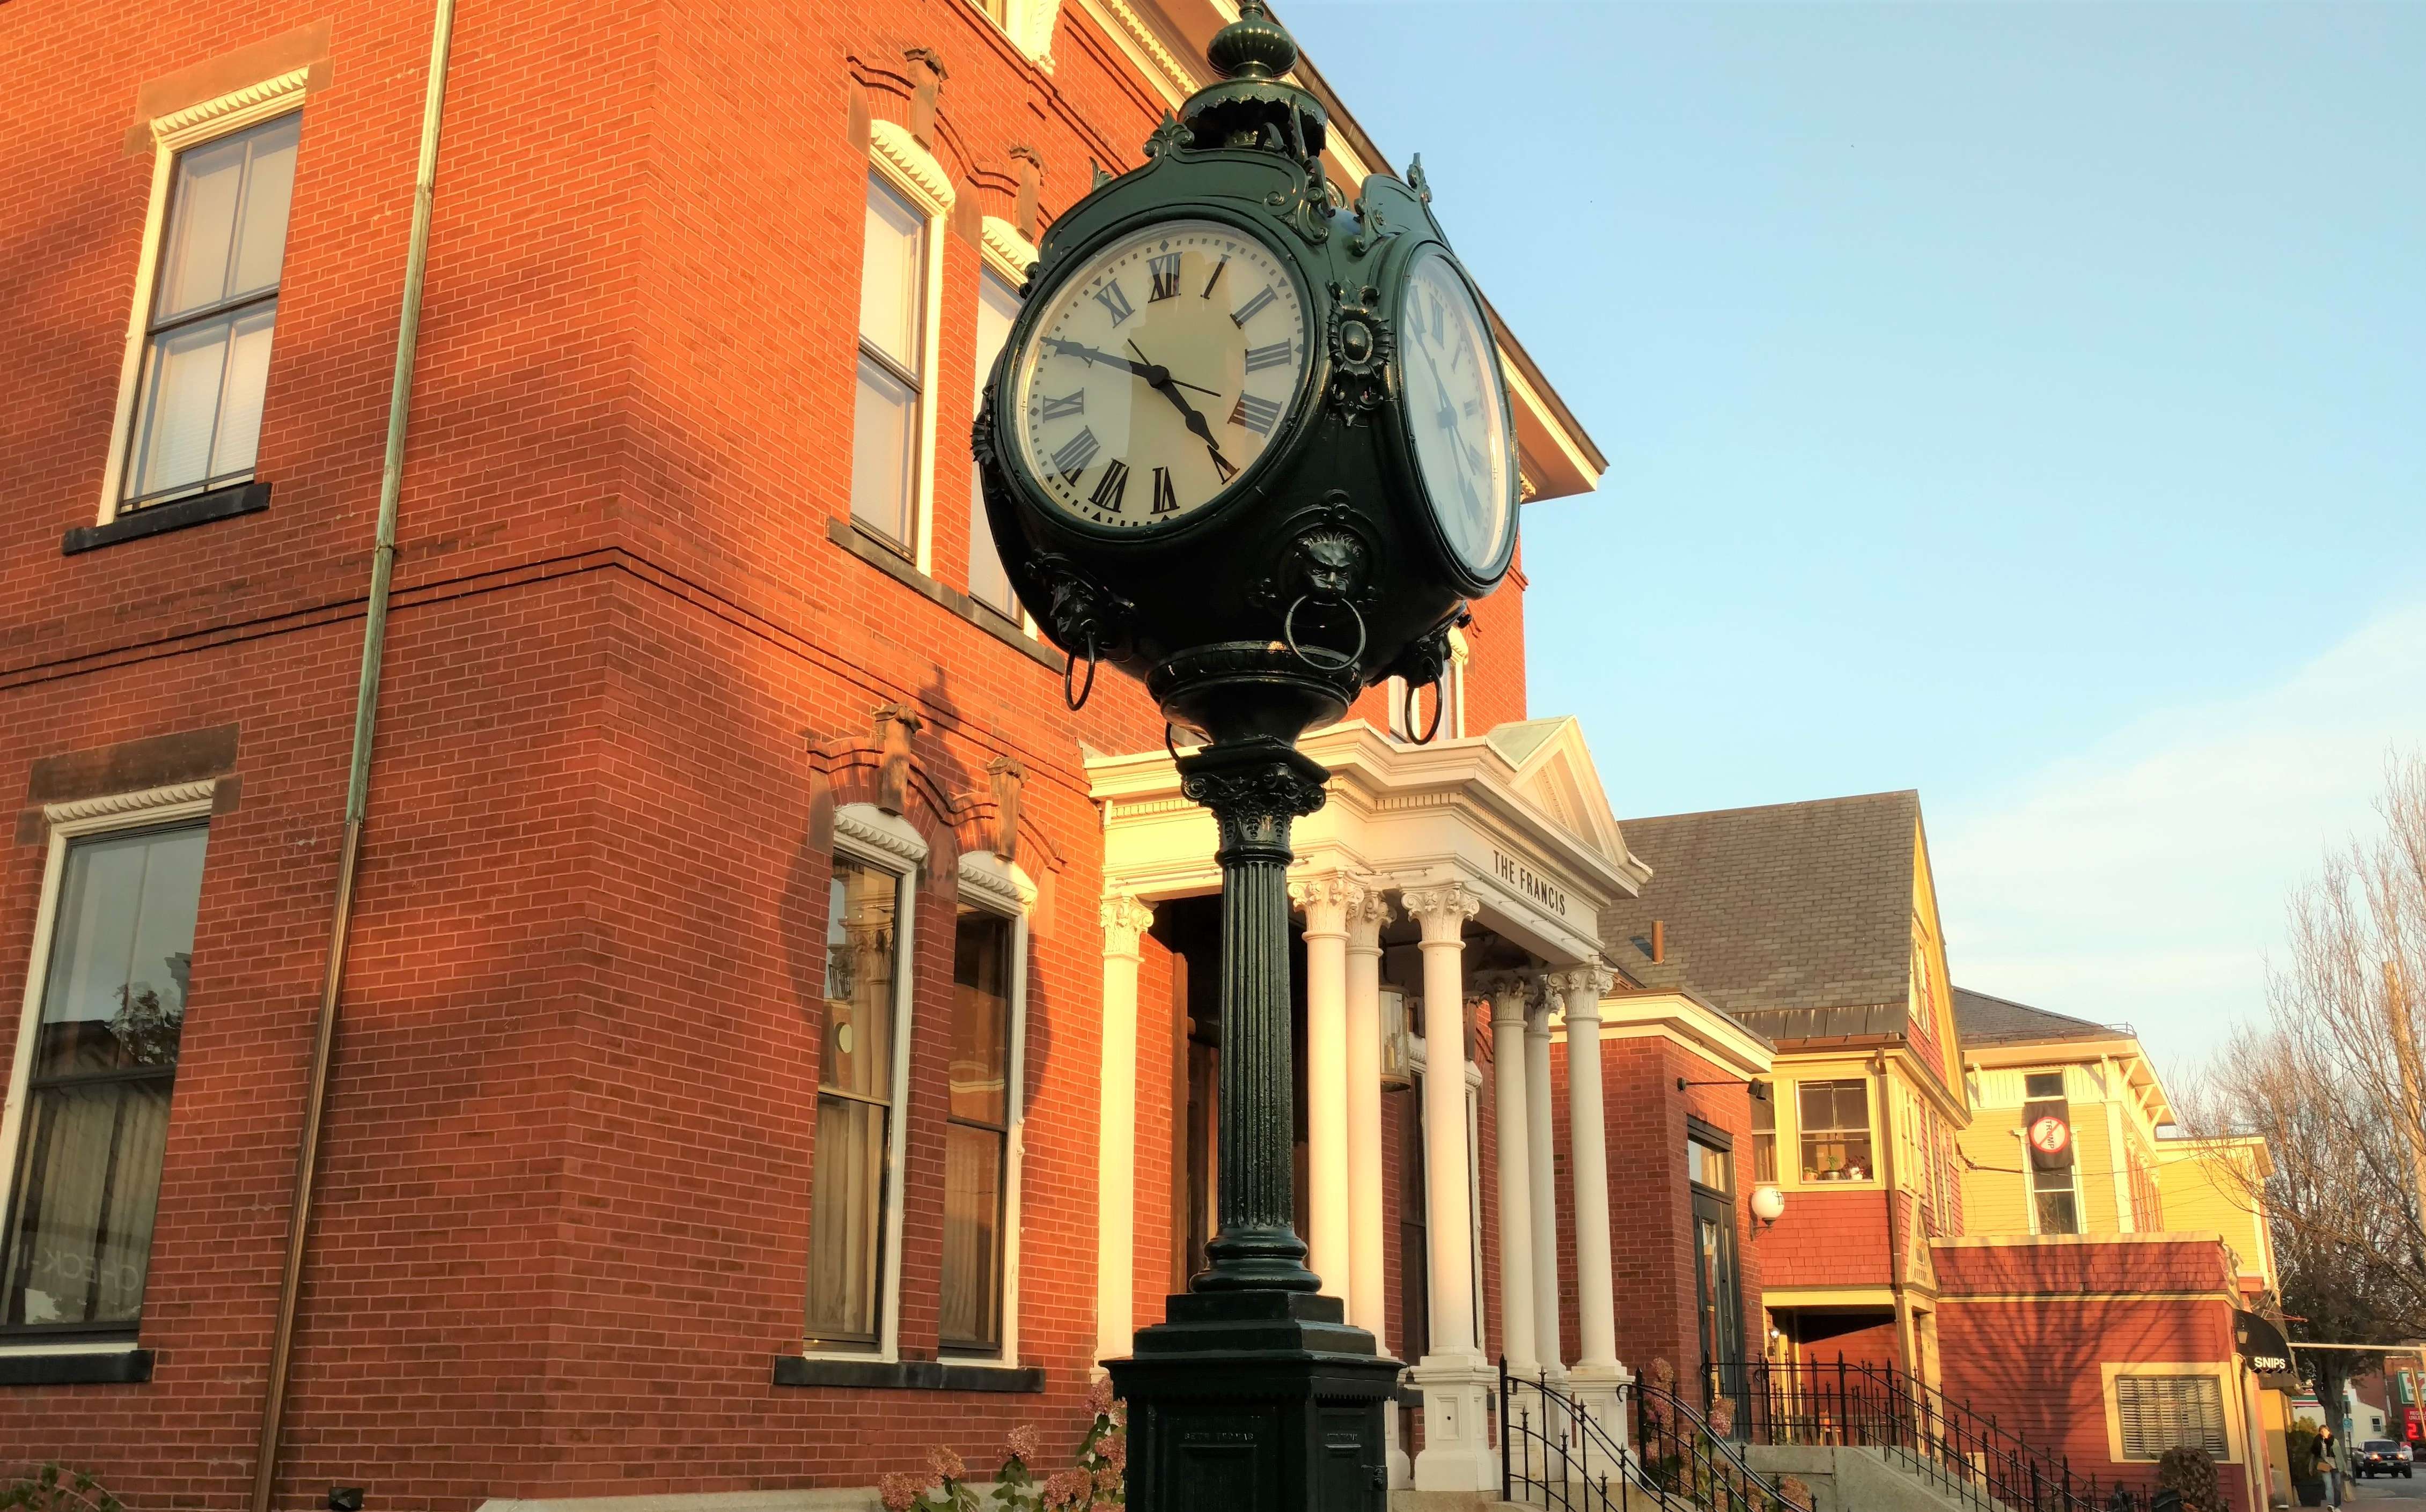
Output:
[1282, 594, 1366, 673]
[1063, 631, 1099, 713]
[1402, 675, 1444, 746]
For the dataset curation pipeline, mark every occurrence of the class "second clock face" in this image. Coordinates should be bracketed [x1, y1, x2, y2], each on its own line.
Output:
[1011, 220, 1310, 530]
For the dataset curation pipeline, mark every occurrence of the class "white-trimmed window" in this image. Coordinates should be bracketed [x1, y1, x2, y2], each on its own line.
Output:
[853, 173, 929, 552]
[100, 89, 306, 520]
[1797, 1079, 1873, 1183]
[942, 851, 1032, 1360]
[2115, 1375, 2229, 1460]
[968, 269, 1022, 617]
[805, 806, 925, 1355]
[851, 123, 953, 569]
[0, 785, 215, 1336]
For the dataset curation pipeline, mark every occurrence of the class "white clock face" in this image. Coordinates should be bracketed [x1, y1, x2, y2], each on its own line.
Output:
[1400, 246, 1513, 575]
[1011, 220, 1310, 530]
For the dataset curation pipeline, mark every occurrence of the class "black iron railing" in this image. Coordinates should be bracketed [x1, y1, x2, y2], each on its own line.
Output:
[1500, 1360, 1805, 1511]
[1709, 1356, 2162, 1512]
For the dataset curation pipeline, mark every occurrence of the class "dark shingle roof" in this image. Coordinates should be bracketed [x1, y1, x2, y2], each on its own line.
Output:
[1951, 986, 2121, 1046]
[1600, 791, 1920, 1046]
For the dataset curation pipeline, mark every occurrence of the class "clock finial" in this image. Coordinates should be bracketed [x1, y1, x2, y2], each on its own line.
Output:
[1182, 1, 1328, 160]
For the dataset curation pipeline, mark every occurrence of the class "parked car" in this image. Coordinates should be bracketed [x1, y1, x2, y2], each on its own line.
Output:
[2356, 1439, 2414, 1478]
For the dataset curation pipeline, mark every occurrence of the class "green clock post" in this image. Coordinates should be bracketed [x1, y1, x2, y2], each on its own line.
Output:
[973, 6, 1520, 1506]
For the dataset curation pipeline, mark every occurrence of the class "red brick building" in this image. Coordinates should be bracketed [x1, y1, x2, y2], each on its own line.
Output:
[1936, 1235, 2261, 1510]
[0, 2, 1774, 1508]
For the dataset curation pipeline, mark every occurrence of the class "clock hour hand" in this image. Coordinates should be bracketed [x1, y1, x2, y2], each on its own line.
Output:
[1129, 340, 1240, 483]
[1043, 336, 1222, 398]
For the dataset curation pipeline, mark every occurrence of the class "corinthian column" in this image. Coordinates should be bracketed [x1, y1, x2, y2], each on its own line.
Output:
[1095, 893, 1155, 1366]
[1555, 960, 1630, 1464]
[1484, 973, 1539, 1377]
[1290, 874, 1356, 1303]
[1525, 994, 1564, 1376]
[1401, 882, 1494, 1493]
[1344, 886, 1393, 1345]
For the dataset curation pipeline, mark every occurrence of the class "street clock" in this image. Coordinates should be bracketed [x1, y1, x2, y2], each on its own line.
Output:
[975, 1, 1518, 748]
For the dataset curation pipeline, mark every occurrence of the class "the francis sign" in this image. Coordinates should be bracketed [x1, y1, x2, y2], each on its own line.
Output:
[1494, 850, 1569, 918]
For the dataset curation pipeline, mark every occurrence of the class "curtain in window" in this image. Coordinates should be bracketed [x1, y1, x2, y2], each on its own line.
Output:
[940, 905, 1012, 1351]
[806, 854, 900, 1347]
[2, 822, 207, 1330]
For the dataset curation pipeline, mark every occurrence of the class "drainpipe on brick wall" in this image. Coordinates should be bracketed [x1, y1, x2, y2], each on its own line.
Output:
[249, 3, 458, 1507]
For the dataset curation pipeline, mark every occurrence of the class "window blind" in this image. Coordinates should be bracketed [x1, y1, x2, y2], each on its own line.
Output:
[2115, 1375, 2227, 1461]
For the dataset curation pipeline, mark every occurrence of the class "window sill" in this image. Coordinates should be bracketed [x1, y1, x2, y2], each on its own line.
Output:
[771, 1354, 1045, 1392]
[0, 1346, 153, 1386]
[63, 481, 270, 555]
[826, 517, 1058, 673]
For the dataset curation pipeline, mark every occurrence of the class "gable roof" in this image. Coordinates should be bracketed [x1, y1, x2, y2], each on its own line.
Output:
[1952, 986, 2123, 1047]
[1488, 717, 1639, 879]
[1599, 791, 1921, 1046]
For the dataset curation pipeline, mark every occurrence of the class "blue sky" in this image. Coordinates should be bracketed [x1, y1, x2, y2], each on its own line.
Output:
[1285, 1, 2426, 1071]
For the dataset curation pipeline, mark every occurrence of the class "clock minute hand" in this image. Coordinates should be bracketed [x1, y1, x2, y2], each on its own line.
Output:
[1045, 336, 1222, 398]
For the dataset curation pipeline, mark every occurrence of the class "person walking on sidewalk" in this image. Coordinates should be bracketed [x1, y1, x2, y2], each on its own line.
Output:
[2317, 1424, 2344, 1507]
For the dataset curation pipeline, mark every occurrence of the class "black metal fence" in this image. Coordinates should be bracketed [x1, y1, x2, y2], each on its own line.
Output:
[1501, 1360, 1804, 1511]
[1709, 1356, 2164, 1512]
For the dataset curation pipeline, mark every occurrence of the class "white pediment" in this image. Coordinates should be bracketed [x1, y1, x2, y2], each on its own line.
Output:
[1486, 717, 1641, 884]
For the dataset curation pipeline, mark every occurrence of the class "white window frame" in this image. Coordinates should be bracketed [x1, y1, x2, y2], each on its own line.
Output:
[2104, 1365, 2240, 1463]
[2025, 1144, 2084, 1236]
[859, 121, 953, 575]
[0, 780, 217, 1355]
[95, 71, 310, 525]
[947, 849, 1034, 1366]
[805, 803, 927, 1362]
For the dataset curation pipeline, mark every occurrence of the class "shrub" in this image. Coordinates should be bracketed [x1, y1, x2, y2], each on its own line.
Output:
[2156, 1445, 2223, 1512]
[882, 1380, 1126, 1511]
[1, 1466, 124, 1512]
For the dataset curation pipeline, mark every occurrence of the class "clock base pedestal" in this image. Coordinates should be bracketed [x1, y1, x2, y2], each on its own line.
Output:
[1108, 1290, 1400, 1512]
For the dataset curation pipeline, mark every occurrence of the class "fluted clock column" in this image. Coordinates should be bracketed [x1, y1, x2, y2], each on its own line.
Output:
[1108, 735, 1399, 1512]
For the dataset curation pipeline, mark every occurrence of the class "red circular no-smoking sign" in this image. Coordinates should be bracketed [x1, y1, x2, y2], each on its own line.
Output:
[2028, 1115, 2071, 1156]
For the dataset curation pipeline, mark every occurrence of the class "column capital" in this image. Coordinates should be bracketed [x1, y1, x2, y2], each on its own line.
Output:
[1549, 961, 1615, 1014]
[1100, 893, 1155, 959]
[1401, 882, 1480, 946]
[1345, 884, 1395, 952]
[1478, 970, 1541, 1025]
[1288, 872, 1364, 935]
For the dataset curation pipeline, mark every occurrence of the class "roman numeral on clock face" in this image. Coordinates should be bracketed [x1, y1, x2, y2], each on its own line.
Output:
[1150, 467, 1180, 515]
[1202, 257, 1228, 299]
[1041, 390, 1085, 421]
[1230, 392, 1282, 436]
[1148, 254, 1182, 302]
[1231, 286, 1276, 327]
[1050, 426, 1100, 486]
[1090, 459, 1129, 513]
[1093, 280, 1136, 327]
[1243, 342, 1292, 374]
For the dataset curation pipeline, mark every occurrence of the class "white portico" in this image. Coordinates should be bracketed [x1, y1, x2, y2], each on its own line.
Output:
[1088, 716, 1650, 1492]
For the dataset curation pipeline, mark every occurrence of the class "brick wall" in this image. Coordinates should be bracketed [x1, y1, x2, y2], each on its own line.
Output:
[0, 0, 1543, 1502]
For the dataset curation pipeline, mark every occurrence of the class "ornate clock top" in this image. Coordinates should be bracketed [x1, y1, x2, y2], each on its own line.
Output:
[1184, 1, 1328, 158]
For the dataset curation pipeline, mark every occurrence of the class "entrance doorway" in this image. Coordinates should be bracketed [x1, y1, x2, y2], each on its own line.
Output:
[1689, 1121, 1747, 1425]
